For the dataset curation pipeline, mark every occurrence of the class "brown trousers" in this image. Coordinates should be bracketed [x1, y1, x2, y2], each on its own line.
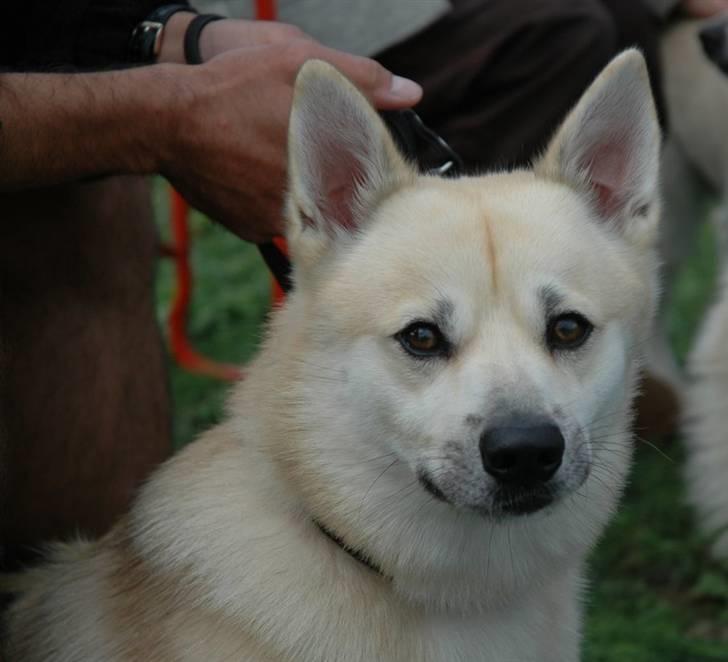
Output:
[377, 0, 664, 170]
[0, 178, 171, 570]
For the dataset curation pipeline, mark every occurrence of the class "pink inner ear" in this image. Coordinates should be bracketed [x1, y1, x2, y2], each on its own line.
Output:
[320, 143, 368, 232]
[585, 141, 628, 217]
[592, 183, 619, 217]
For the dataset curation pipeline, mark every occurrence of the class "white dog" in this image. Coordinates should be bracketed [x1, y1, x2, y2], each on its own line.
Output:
[2, 50, 661, 661]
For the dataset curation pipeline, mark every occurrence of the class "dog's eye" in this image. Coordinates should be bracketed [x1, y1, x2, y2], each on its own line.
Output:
[546, 313, 593, 351]
[397, 322, 449, 358]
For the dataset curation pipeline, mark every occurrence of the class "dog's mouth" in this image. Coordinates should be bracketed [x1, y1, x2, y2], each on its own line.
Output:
[418, 470, 448, 502]
[418, 470, 560, 517]
[491, 485, 555, 516]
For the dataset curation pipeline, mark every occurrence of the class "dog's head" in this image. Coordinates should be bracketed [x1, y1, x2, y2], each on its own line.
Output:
[279, 51, 659, 562]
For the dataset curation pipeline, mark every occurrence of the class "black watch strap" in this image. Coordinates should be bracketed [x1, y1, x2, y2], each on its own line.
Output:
[184, 14, 224, 64]
[129, 4, 196, 64]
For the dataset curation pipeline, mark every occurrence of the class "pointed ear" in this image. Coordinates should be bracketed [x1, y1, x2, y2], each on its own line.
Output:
[285, 59, 415, 268]
[535, 50, 661, 242]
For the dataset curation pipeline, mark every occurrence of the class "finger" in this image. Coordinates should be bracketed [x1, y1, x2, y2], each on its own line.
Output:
[308, 45, 422, 108]
[684, 0, 728, 17]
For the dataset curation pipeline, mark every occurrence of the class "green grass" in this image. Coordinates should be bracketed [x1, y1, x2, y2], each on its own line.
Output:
[582, 223, 728, 661]
[154, 191, 728, 660]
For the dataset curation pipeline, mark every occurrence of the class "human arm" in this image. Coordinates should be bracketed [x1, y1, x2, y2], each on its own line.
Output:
[0, 67, 168, 191]
[0, 41, 421, 241]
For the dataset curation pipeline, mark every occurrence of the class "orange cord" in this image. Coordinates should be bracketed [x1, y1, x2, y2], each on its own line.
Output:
[168, 190, 243, 381]
[166, 0, 279, 381]
[270, 236, 288, 306]
[255, 0, 277, 20]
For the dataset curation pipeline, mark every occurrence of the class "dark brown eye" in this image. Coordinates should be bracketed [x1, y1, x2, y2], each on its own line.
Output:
[397, 322, 449, 358]
[546, 313, 593, 351]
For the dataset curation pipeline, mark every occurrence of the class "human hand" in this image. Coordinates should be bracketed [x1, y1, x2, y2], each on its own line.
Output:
[199, 18, 313, 59]
[682, 0, 728, 17]
[158, 42, 421, 242]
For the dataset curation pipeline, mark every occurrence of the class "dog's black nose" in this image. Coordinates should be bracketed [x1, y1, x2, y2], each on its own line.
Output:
[480, 421, 564, 485]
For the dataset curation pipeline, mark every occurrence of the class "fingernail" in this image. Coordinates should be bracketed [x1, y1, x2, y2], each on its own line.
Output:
[390, 75, 422, 100]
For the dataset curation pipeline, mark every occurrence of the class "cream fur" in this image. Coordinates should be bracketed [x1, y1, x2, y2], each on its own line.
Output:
[2, 51, 661, 661]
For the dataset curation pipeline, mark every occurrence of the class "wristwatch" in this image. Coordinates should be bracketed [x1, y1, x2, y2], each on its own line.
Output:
[129, 4, 196, 64]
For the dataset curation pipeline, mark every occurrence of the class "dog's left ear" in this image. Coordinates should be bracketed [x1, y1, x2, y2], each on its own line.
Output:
[286, 60, 415, 269]
[535, 49, 661, 247]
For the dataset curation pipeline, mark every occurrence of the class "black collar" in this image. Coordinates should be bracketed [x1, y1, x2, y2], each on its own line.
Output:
[314, 519, 388, 579]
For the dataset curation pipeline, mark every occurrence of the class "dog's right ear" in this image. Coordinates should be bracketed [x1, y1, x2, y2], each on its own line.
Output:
[535, 49, 661, 249]
[286, 60, 415, 270]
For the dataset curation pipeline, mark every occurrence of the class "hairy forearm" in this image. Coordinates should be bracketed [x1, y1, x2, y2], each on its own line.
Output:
[0, 65, 183, 191]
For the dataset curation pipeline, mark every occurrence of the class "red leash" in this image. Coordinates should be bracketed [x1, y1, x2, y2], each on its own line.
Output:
[255, 0, 277, 20]
[166, 0, 279, 381]
[168, 190, 242, 381]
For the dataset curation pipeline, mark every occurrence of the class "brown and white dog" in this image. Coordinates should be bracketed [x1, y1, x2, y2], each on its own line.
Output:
[2, 50, 661, 661]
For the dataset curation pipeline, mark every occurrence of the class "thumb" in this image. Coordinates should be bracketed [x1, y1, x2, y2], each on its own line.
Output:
[683, 0, 728, 17]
